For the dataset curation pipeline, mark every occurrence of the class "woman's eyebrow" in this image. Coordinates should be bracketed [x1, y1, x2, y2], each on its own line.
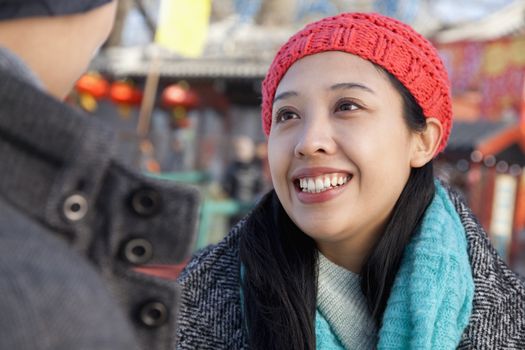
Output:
[273, 83, 374, 105]
[273, 91, 298, 104]
[330, 82, 375, 94]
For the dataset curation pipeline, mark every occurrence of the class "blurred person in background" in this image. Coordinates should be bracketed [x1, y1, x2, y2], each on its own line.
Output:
[222, 135, 263, 224]
[0, 1, 199, 349]
[176, 12, 525, 350]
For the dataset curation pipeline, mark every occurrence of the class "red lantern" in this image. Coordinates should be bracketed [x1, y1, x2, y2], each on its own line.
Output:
[109, 80, 143, 106]
[75, 73, 109, 99]
[74, 72, 110, 112]
[161, 83, 199, 129]
[109, 80, 143, 119]
[161, 84, 199, 109]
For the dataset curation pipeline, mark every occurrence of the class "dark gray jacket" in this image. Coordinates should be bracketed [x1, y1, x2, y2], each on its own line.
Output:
[0, 49, 200, 350]
[176, 186, 525, 349]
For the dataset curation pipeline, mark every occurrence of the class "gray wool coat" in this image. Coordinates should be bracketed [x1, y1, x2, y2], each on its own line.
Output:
[0, 48, 200, 350]
[176, 186, 525, 349]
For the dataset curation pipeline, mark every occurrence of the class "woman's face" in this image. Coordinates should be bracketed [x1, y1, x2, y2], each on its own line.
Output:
[268, 51, 419, 250]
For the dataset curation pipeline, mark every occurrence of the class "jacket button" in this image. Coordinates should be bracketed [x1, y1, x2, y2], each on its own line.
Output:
[63, 194, 88, 221]
[139, 301, 168, 328]
[130, 188, 161, 217]
[122, 238, 153, 264]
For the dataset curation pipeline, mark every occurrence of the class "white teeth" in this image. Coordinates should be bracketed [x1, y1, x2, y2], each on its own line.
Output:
[298, 173, 350, 193]
[307, 178, 315, 192]
[315, 178, 323, 193]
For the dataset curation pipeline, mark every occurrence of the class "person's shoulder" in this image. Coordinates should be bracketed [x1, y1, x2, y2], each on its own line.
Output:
[0, 201, 139, 350]
[438, 180, 525, 347]
[177, 220, 243, 286]
[176, 221, 247, 349]
[440, 179, 524, 281]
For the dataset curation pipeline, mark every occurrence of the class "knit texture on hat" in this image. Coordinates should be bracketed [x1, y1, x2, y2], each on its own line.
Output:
[261, 12, 452, 154]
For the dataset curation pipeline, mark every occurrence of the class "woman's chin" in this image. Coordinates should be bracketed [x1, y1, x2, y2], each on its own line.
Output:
[300, 226, 347, 244]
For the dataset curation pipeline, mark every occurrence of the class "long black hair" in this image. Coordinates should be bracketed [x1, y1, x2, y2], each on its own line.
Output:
[239, 67, 436, 349]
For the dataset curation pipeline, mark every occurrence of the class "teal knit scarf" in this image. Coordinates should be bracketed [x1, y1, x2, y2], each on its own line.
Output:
[315, 181, 474, 349]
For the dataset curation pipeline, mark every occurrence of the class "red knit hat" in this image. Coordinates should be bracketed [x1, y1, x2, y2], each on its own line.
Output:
[261, 12, 452, 154]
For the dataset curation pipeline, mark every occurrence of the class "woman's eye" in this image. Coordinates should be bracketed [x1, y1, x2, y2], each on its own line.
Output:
[336, 101, 360, 112]
[276, 110, 299, 123]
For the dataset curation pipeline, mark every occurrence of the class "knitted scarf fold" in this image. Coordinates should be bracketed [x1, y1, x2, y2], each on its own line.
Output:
[376, 181, 474, 349]
[314, 181, 474, 349]
[316, 253, 376, 349]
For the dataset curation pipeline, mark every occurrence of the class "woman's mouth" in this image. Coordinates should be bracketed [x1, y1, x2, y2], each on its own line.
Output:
[294, 173, 353, 193]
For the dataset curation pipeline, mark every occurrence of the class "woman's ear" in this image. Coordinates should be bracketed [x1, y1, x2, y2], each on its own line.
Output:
[410, 117, 443, 168]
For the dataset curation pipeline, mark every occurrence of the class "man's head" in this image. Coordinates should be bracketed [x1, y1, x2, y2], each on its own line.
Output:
[0, 0, 117, 99]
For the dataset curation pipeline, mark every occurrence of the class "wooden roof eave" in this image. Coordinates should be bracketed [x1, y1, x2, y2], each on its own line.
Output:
[476, 125, 523, 156]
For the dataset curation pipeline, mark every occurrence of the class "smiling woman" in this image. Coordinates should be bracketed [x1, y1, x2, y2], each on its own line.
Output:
[176, 12, 525, 350]
[269, 53, 426, 262]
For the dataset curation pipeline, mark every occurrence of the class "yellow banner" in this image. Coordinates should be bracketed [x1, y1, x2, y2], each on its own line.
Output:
[155, 0, 211, 57]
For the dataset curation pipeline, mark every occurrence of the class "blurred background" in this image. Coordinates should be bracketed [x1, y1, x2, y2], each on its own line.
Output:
[69, 0, 525, 273]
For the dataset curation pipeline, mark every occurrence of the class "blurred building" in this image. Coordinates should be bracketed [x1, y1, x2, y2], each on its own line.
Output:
[432, 0, 525, 271]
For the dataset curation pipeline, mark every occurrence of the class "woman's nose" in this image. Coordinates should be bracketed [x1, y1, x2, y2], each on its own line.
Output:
[294, 115, 337, 158]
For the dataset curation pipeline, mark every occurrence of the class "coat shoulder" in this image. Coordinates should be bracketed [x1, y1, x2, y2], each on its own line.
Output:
[442, 184, 525, 349]
[0, 200, 139, 350]
[176, 223, 247, 349]
[177, 222, 242, 286]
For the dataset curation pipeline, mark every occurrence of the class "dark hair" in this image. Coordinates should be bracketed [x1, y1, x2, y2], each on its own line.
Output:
[240, 192, 317, 349]
[240, 67, 435, 349]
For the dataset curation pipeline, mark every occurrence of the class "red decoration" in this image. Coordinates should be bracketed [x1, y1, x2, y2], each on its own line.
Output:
[161, 84, 199, 109]
[109, 81, 143, 106]
[75, 73, 109, 99]
[438, 38, 525, 121]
